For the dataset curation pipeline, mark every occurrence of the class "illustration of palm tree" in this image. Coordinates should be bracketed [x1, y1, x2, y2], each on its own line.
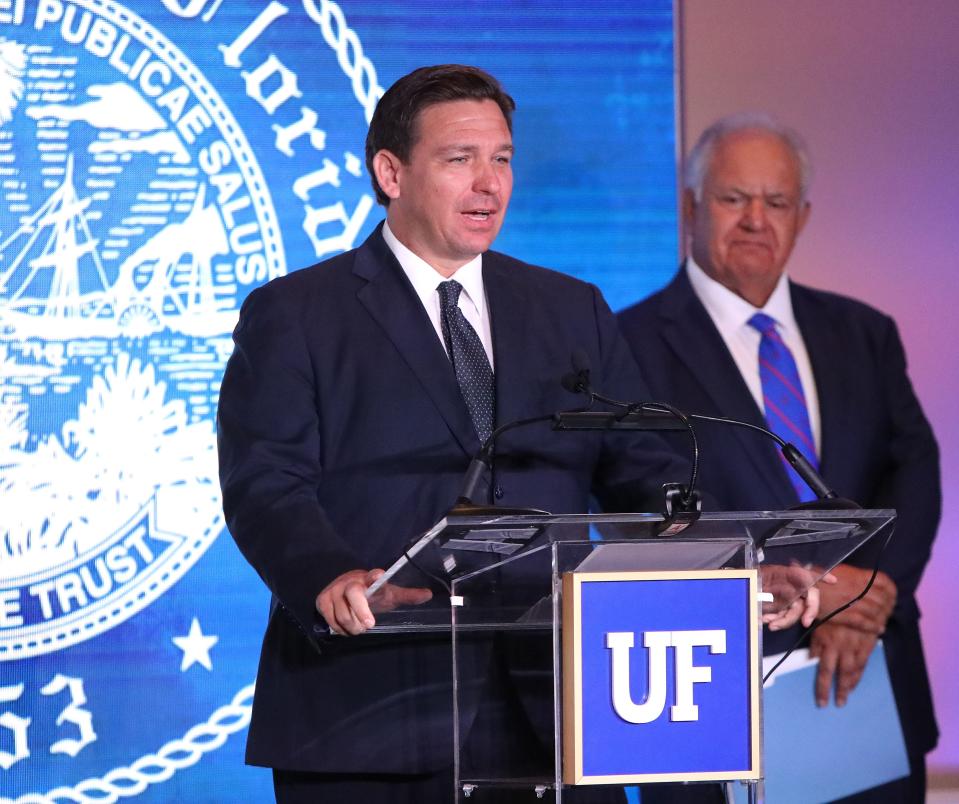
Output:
[0, 351, 217, 570]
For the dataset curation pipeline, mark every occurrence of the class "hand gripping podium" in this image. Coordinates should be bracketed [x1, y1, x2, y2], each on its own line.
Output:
[367, 509, 894, 803]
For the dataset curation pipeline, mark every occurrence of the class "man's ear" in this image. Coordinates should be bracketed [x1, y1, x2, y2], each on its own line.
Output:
[681, 188, 697, 227]
[372, 149, 403, 202]
[797, 200, 812, 235]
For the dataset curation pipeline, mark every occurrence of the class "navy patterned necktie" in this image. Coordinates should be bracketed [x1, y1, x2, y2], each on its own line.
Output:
[437, 280, 495, 445]
[748, 312, 818, 502]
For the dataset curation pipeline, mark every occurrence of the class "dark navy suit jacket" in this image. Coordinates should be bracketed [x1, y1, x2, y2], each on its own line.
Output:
[217, 225, 688, 774]
[617, 267, 940, 760]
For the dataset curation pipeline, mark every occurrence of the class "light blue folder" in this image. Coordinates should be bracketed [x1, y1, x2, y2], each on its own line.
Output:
[732, 641, 909, 803]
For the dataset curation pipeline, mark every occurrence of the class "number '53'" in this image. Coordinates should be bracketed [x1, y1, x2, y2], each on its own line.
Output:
[0, 675, 96, 770]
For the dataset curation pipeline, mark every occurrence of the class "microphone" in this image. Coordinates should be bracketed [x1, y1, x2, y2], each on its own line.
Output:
[556, 352, 703, 526]
[685, 412, 843, 503]
[557, 367, 845, 505]
[557, 351, 690, 431]
[451, 350, 624, 515]
[451, 415, 557, 516]
[560, 348, 592, 396]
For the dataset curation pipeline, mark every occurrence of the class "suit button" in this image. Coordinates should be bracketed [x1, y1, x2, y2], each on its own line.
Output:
[494, 485, 504, 499]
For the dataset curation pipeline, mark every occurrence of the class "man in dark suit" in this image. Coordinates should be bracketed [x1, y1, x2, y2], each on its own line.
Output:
[618, 113, 940, 803]
[218, 64, 692, 804]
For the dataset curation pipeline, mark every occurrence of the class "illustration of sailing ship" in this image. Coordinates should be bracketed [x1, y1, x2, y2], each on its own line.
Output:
[0, 156, 237, 339]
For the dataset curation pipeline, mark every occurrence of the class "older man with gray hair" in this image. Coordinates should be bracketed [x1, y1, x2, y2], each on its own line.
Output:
[618, 113, 939, 803]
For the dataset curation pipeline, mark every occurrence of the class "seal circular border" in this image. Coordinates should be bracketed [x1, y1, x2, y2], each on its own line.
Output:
[0, 0, 284, 660]
[3, 0, 384, 799]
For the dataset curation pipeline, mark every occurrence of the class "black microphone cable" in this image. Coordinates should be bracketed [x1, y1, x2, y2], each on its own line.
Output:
[398, 543, 452, 597]
[454, 351, 601, 510]
[452, 411, 579, 511]
[762, 522, 894, 685]
[639, 401, 700, 512]
[657, 408, 885, 680]
[684, 410, 837, 501]
[559, 368, 702, 512]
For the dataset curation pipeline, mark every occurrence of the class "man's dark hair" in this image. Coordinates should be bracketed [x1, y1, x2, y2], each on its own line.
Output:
[365, 64, 516, 206]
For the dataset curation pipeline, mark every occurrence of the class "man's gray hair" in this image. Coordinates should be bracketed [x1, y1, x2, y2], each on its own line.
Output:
[684, 112, 813, 202]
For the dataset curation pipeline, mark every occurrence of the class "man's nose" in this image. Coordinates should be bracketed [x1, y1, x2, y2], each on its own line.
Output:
[473, 161, 501, 194]
[740, 197, 767, 230]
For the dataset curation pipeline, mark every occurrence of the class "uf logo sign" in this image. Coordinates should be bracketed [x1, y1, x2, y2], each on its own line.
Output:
[562, 569, 760, 785]
[606, 629, 726, 723]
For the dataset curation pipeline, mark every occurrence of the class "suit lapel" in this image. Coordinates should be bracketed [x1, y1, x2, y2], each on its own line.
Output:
[658, 270, 795, 505]
[483, 255, 537, 428]
[354, 227, 480, 456]
[791, 283, 846, 478]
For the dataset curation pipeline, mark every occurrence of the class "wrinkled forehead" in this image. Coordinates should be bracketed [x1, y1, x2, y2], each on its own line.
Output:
[707, 129, 802, 192]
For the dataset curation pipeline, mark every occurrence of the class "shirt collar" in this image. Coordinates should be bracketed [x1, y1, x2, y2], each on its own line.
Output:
[686, 256, 797, 334]
[382, 221, 486, 313]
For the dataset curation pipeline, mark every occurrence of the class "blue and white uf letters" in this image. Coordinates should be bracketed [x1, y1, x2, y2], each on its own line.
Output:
[563, 571, 760, 785]
[606, 628, 726, 723]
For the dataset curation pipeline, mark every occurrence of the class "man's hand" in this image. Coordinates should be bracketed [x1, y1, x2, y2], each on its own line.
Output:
[315, 569, 432, 636]
[818, 564, 896, 634]
[809, 621, 879, 707]
[760, 564, 836, 630]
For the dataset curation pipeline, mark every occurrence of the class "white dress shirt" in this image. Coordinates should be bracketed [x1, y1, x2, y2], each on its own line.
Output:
[382, 222, 494, 369]
[685, 258, 820, 454]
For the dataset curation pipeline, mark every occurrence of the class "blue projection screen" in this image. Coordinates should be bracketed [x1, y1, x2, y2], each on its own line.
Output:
[0, 1, 675, 800]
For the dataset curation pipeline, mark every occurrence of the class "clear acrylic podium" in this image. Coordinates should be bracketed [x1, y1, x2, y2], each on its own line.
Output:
[368, 509, 895, 802]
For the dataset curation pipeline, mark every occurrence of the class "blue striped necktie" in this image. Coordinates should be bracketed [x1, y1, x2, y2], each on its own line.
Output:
[748, 312, 818, 502]
[437, 280, 495, 445]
